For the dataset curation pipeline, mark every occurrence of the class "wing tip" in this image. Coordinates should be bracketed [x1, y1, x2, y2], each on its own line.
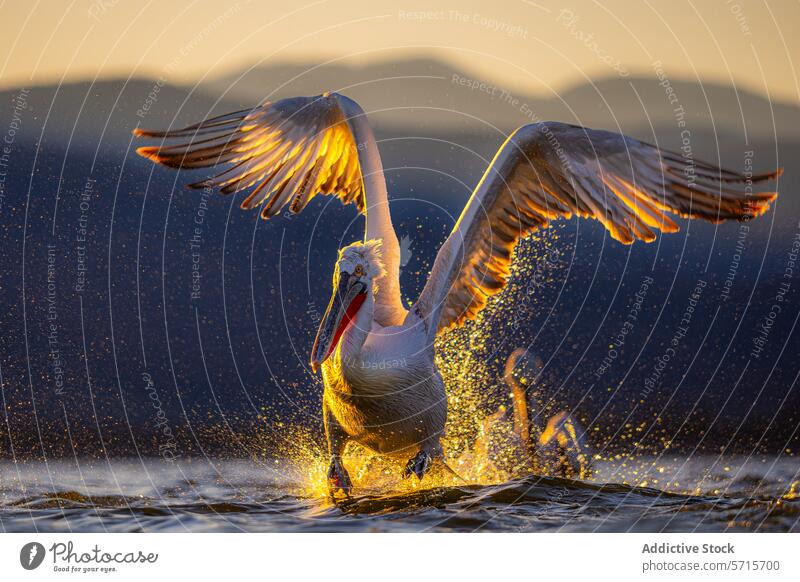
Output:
[738, 166, 781, 183]
[745, 198, 776, 218]
[135, 146, 161, 161]
[187, 180, 212, 191]
[748, 167, 783, 183]
[260, 205, 281, 220]
[763, 167, 784, 181]
[132, 127, 163, 138]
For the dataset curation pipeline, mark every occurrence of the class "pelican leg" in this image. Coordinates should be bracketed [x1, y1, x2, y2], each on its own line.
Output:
[327, 455, 352, 498]
[324, 401, 352, 498]
[402, 449, 433, 481]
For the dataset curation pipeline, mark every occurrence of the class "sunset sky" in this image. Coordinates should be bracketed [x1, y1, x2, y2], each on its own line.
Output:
[1, 0, 797, 102]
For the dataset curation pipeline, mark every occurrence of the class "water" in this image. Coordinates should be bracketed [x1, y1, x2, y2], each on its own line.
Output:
[1, 456, 797, 532]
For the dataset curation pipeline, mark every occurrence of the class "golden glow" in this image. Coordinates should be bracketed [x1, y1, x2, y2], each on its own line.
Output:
[260, 231, 795, 505]
[272, 231, 566, 501]
[1, 1, 798, 103]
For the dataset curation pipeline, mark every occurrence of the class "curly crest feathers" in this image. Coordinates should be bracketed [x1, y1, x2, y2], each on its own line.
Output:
[337, 239, 386, 280]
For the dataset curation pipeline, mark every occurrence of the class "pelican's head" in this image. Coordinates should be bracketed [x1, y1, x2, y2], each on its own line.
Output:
[310, 240, 384, 372]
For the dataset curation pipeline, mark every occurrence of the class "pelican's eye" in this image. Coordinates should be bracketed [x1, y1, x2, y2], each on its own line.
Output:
[353, 264, 365, 277]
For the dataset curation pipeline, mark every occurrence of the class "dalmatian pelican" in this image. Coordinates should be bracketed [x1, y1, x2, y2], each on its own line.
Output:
[482, 348, 593, 479]
[134, 92, 780, 496]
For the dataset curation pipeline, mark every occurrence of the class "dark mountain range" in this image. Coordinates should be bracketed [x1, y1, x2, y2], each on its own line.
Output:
[197, 58, 799, 139]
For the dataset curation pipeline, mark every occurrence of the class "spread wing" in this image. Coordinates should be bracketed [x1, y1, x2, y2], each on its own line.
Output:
[133, 93, 364, 219]
[134, 92, 407, 326]
[413, 122, 781, 338]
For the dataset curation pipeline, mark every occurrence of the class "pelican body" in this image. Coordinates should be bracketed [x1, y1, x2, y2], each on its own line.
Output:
[134, 91, 780, 496]
[311, 247, 448, 489]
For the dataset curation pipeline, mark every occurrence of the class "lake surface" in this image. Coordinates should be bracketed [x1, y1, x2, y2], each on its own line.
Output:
[1, 456, 797, 532]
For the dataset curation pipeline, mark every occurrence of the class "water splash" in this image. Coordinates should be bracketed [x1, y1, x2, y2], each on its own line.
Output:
[258, 230, 795, 505]
[270, 231, 595, 499]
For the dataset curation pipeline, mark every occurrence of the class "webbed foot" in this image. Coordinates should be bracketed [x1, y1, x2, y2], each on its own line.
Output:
[327, 455, 352, 498]
[402, 449, 433, 481]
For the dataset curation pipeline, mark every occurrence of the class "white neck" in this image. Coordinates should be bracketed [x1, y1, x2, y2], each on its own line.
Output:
[338, 96, 405, 326]
[348, 115, 397, 245]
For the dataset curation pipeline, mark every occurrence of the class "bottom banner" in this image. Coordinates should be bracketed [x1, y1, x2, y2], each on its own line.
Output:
[0, 533, 797, 580]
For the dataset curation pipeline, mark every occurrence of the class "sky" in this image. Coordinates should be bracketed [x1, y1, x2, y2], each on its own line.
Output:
[0, 0, 798, 103]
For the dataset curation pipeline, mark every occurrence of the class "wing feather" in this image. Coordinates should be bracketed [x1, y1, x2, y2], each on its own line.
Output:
[413, 122, 781, 337]
[135, 92, 405, 326]
[133, 94, 365, 218]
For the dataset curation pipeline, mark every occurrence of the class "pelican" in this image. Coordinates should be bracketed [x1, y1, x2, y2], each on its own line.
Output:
[483, 348, 592, 479]
[474, 348, 540, 476]
[134, 92, 780, 496]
